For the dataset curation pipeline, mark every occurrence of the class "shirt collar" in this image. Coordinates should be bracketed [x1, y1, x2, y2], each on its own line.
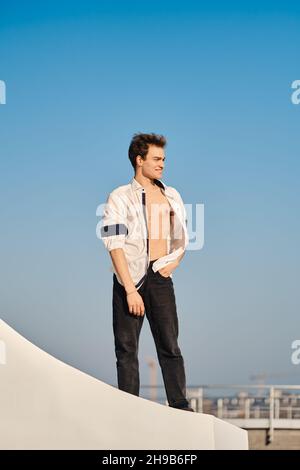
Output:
[131, 177, 166, 192]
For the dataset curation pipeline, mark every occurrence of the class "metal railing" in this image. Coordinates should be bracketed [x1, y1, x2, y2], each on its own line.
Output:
[140, 384, 300, 443]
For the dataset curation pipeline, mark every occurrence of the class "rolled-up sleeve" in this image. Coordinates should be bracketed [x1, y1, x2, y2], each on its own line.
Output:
[100, 192, 128, 252]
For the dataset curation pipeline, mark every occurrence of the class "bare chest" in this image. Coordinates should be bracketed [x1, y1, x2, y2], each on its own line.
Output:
[145, 189, 172, 227]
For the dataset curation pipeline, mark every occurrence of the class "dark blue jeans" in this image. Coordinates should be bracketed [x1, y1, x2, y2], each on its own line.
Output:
[112, 259, 189, 409]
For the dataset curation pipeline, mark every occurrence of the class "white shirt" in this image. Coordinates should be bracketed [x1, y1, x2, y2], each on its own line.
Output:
[100, 177, 188, 290]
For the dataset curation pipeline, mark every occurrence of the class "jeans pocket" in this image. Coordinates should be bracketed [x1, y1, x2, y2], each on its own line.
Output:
[156, 269, 170, 280]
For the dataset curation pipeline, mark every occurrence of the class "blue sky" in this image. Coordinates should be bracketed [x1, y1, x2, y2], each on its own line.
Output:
[1, 1, 300, 394]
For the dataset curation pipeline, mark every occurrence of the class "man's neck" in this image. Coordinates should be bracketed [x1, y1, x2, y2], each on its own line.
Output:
[134, 174, 158, 191]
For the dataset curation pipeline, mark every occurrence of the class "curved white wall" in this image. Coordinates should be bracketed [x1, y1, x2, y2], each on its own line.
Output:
[0, 320, 248, 450]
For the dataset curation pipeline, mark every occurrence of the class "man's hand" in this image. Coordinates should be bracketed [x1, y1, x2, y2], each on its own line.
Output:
[126, 290, 145, 316]
[158, 260, 179, 278]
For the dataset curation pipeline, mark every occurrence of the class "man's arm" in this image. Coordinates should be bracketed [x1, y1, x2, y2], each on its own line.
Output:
[100, 191, 145, 316]
[109, 248, 136, 294]
[158, 251, 185, 277]
[110, 248, 145, 317]
[158, 190, 187, 278]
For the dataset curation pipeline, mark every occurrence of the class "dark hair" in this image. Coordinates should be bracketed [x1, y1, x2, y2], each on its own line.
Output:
[128, 132, 167, 171]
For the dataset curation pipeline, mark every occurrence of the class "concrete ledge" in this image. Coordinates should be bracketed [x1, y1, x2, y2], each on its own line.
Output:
[0, 320, 248, 450]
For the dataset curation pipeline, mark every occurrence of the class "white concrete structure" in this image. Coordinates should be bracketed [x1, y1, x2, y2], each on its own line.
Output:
[0, 320, 248, 450]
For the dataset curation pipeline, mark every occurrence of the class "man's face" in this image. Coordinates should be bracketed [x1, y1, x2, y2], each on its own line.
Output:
[137, 144, 166, 179]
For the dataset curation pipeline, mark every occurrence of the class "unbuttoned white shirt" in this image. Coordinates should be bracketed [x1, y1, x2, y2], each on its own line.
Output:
[100, 177, 188, 289]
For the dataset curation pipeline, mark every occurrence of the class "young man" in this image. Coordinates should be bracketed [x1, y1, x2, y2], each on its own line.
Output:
[100, 132, 193, 411]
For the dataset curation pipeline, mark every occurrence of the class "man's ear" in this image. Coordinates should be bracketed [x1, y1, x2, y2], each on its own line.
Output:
[136, 155, 142, 167]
